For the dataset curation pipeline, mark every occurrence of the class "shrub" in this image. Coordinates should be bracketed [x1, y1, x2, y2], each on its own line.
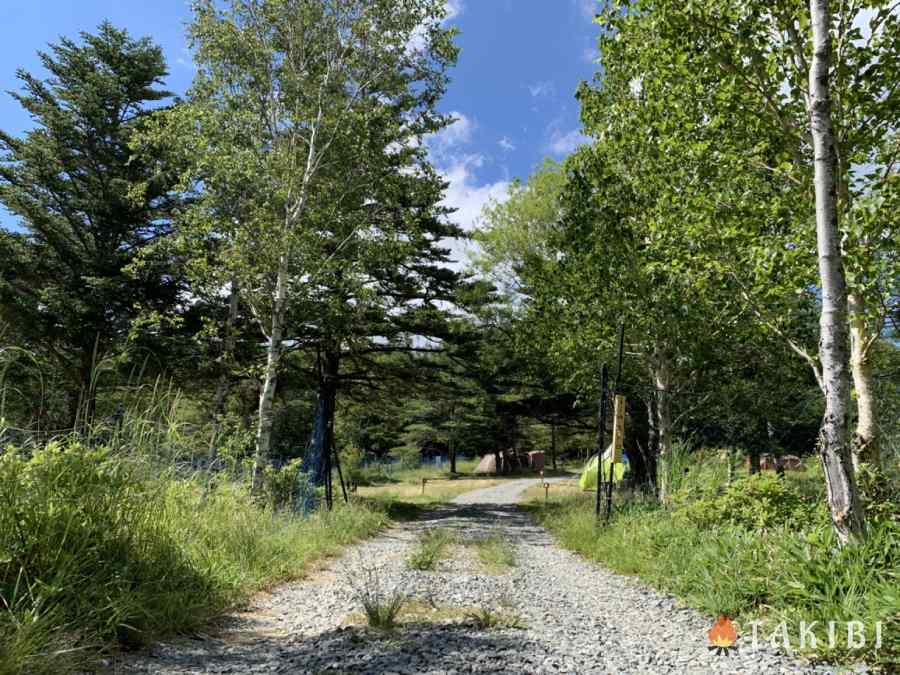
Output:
[0, 442, 388, 673]
[261, 458, 305, 509]
[390, 444, 422, 470]
[674, 472, 820, 530]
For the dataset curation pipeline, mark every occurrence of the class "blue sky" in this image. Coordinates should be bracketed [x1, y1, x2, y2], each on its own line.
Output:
[0, 0, 600, 239]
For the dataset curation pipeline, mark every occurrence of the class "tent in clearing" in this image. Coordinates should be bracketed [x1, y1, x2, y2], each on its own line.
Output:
[579, 447, 628, 490]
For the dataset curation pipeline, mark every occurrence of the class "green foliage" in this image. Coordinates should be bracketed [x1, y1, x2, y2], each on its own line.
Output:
[674, 473, 821, 531]
[391, 444, 423, 471]
[260, 458, 307, 510]
[0, 442, 387, 673]
[856, 463, 900, 526]
[0, 23, 182, 425]
[406, 528, 455, 571]
[532, 470, 900, 667]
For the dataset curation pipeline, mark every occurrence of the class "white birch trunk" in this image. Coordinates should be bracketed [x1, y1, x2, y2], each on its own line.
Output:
[808, 0, 866, 544]
[848, 291, 880, 469]
[652, 347, 673, 503]
[251, 254, 289, 492]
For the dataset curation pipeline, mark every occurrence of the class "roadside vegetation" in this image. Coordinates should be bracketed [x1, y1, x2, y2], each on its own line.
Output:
[0, 440, 389, 675]
[528, 455, 900, 668]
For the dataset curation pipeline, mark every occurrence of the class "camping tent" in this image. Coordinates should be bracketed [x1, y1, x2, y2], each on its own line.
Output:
[579, 447, 628, 490]
[473, 454, 498, 474]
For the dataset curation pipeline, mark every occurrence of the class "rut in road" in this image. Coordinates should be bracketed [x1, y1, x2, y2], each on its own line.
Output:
[120, 479, 835, 674]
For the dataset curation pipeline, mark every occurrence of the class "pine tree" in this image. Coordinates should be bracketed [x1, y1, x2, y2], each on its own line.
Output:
[0, 22, 181, 427]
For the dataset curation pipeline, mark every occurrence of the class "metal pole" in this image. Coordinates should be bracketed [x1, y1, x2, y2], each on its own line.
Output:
[333, 445, 349, 503]
[595, 364, 609, 518]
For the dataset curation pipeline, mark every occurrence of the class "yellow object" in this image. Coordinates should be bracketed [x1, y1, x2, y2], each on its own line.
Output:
[579, 445, 626, 490]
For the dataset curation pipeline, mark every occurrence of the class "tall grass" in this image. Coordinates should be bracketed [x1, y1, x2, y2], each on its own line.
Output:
[529, 466, 900, 669]
[0, 442, 388, 674]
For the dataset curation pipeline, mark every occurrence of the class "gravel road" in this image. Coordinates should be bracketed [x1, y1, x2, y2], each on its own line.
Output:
[118, 478, 842, 675]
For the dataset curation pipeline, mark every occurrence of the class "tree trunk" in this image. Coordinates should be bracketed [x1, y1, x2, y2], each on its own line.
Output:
[626, 396, 650, 489]
[808, 0, 866, 544]
[645, 395, 659, 491]
[449, 403, 457, 474]
[848, 291, 880, 469]
[652, 347, 673, 502]
[210, 281, 240, 462]
[303, 348, 340, 503]
[251, 255, 289, 492]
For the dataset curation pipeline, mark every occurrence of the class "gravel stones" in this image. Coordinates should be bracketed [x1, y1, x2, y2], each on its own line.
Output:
[118, 479, 841, 675]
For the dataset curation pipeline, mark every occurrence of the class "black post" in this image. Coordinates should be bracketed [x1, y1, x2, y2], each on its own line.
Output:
[595, 364, 609, 518]
[333, 445, 349, 503]
[605, 324, 626, 520]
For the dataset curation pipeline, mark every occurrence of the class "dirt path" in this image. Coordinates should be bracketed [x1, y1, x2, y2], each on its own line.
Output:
[119, 478, 835, 674]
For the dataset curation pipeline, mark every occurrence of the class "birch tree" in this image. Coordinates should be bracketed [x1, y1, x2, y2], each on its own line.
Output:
[595, 0, 899, 470]
[170, 0, 456, 489]
[807, 0, 866, 542]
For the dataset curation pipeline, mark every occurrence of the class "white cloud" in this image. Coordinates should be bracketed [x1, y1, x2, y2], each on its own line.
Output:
[407, 1, 464, 54]
[427, 112, 476, 157]
[445, 0, 464, 21]
[175, 47, 194, 70]
[498, 136, 516, 151]
[439, 155, 510, 267]
[440, 155, 509, 233]
[528, 80, 555, 98]
[421, 111, 510, 268]
[546, 128, 590, 156]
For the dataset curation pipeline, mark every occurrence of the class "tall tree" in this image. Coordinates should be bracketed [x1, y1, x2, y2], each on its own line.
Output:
[0, 22, 181, 428]
[164, 0, 458, 489]
[808, 0, 865, 542]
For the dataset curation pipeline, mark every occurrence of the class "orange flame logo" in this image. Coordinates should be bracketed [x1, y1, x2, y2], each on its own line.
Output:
[708, 615, 737, 654]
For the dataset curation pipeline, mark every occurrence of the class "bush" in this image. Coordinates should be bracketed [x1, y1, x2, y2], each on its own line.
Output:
[0, 442, 388, 673]
[261, 458, 306, 509]
[390, 444, 422, 470]
[674, 472, 821, 530]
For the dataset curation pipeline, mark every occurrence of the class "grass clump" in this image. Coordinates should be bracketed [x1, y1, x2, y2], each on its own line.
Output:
[346, 561, 406, 632]
[465, 605, 526, 630]
[0, 442, 388, 674]
[406, 528, 456, 571]
[528, 463, 900, 669]
[470, 535, 516, 573]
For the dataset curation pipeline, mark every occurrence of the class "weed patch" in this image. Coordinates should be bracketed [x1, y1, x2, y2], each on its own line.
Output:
[406, 528, 456, 571]
[0, 443, 388, 673]
[469, 535, 516, 573]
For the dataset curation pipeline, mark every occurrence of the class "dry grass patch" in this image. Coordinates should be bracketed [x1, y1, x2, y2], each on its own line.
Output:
[521, 479, 582, 503]
[344, 602, 525, 631]
[357, 478, 501, 504]
[469, 535, 516, 573]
